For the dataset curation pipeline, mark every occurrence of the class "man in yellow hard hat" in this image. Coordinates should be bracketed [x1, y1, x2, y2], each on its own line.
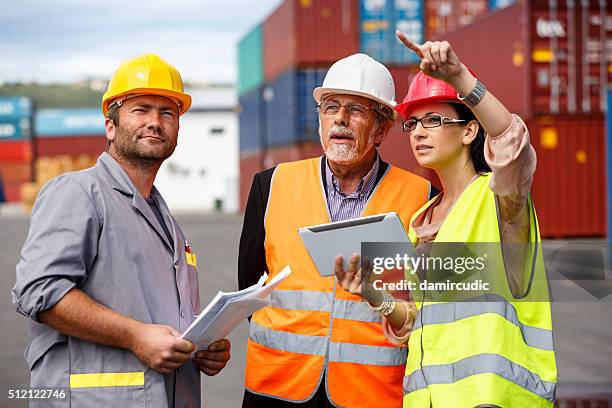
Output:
[13, 54, 230, 408]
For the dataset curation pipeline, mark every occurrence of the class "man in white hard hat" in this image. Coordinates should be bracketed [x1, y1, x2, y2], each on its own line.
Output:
[238, 54, 438, 408]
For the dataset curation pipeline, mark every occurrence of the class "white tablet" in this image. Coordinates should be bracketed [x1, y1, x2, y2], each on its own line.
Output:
[298, 212, 412, 277]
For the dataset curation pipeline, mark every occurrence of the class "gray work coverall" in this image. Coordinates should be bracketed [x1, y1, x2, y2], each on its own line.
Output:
[12, 152, 202, 407]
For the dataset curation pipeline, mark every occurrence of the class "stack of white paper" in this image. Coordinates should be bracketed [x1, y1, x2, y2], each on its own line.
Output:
[181, 265, 292, 350]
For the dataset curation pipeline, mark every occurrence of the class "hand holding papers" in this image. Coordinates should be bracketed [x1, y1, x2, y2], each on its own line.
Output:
[181, 265, 292, 350]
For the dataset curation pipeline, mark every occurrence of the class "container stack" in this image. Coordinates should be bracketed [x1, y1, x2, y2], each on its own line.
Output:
[443, 0, 611, 237]
[238, 0, 360, 209]
[35, 108, 107, 158]
[19, 108, 106, 210]
[238, 0, 434, 210]
[237, 0, 609, 238]
[0, 97, 34, 202]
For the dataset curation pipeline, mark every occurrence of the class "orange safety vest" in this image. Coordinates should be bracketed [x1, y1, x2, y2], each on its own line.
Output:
[245, 157, 431, 407]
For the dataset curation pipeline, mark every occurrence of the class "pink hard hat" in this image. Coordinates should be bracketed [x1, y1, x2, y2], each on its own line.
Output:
[394, 69, 477, 118]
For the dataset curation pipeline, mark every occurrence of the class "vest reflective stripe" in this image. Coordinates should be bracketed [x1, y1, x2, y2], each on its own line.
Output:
[412, 295, 554, 351]
[403, 353, 556, 402]
[250, 321, 327, 356]
[69, 372, 145, 388]
[271, 289, 382, 323]
[246, 157, 431, 406]
[328, 342, 406, 366]
[251, 321, 406, 365]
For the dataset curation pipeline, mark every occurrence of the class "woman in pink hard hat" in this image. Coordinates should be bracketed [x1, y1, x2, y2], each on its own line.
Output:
[334, 33, 557, 407]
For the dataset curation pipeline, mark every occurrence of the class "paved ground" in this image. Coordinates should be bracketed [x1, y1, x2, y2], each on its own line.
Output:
[1, 210, 611, 407]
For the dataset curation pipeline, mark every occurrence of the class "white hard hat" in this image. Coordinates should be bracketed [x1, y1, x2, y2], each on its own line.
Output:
[313, 53, 397, 120]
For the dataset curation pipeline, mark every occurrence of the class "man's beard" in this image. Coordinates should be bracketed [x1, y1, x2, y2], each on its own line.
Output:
[111, 125, 176, 165]
[322, 125, 377, 164]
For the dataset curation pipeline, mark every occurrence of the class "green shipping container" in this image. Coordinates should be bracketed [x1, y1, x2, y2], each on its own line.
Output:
[237, 25, 264, 96]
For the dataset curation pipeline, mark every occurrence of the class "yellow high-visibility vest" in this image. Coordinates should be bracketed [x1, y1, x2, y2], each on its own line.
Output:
[404, 174, 557, 407]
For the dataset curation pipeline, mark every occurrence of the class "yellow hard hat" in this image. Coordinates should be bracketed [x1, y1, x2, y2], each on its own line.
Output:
[102, 53, 192, 116]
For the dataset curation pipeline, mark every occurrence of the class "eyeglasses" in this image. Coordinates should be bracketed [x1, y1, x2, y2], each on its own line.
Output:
[317, 101, 377, 119]
[402, 115, 467, 132]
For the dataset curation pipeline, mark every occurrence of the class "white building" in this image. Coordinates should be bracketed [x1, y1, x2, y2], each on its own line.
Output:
[155, 87, 238, 213]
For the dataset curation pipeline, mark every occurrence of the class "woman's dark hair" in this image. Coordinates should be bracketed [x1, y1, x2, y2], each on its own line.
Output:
[450, 102, 491, 174]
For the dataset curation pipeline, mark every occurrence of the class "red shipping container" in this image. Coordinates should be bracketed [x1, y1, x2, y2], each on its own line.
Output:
[36, 136, 107, 158]
[425, 0, 489, 40]
[1, 182, 22, 202]
[0, 162, 32, 183]
[528, 115, 606, 238]
[263, 0, 359, 82]
[0, 140, 33, 162]
[443, 0, 611, 117]
[388, 65, 421, 108]
[240, 151, 266, 212]
[555, 396, 610, 407]
[263, 141, 323, 168]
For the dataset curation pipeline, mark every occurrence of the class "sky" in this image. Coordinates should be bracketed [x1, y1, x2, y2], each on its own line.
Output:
[0, 0, 282, 84]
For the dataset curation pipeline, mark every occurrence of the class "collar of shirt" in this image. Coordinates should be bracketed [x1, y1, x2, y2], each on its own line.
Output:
[325, 154, 380, 200]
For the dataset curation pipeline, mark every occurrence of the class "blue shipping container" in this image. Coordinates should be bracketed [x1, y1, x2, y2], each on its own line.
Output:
[239, 87, 266, 153]
[264, 68, 328, 147]
[0, 96, 33, 121]
[360, 0, 423, 65]
[0, 118, 32, 141]
[35, 109, 105, 137]
[489, 0, 516, 11]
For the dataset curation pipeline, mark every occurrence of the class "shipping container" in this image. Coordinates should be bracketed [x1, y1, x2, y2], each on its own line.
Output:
[1, 182, 22, 202]
[0, 162, 32, 183]
[264, 67, 328, 147]
[489, 0, 516, 11]
[36, 136, 107, 158]
[0, 140, 33, 162]
[239, 87, 266, 153]
[263, 0, 359, 82]
[35, 109, 105, 137]
[388, 65, 421, 106]
[238, 25, 264, 96]
[425, 0, 489, 40]
[529, 115, 606, 238]
[0, 118, 33, 141]
[444, 0, 611, 117]
[0, 96, 33, 121]
[360, 0, 424, 64]
[239, 151, 266, 211]
[263, 141, 323, 168]
[555, 396, 611, 407]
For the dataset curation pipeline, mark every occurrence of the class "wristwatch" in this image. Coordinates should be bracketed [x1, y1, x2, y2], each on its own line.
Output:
[368, 291, 396, 316]
[458, 79, 487, 107]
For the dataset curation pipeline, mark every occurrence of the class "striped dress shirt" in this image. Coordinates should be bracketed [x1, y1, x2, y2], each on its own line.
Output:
[324, 155, 380, 222]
